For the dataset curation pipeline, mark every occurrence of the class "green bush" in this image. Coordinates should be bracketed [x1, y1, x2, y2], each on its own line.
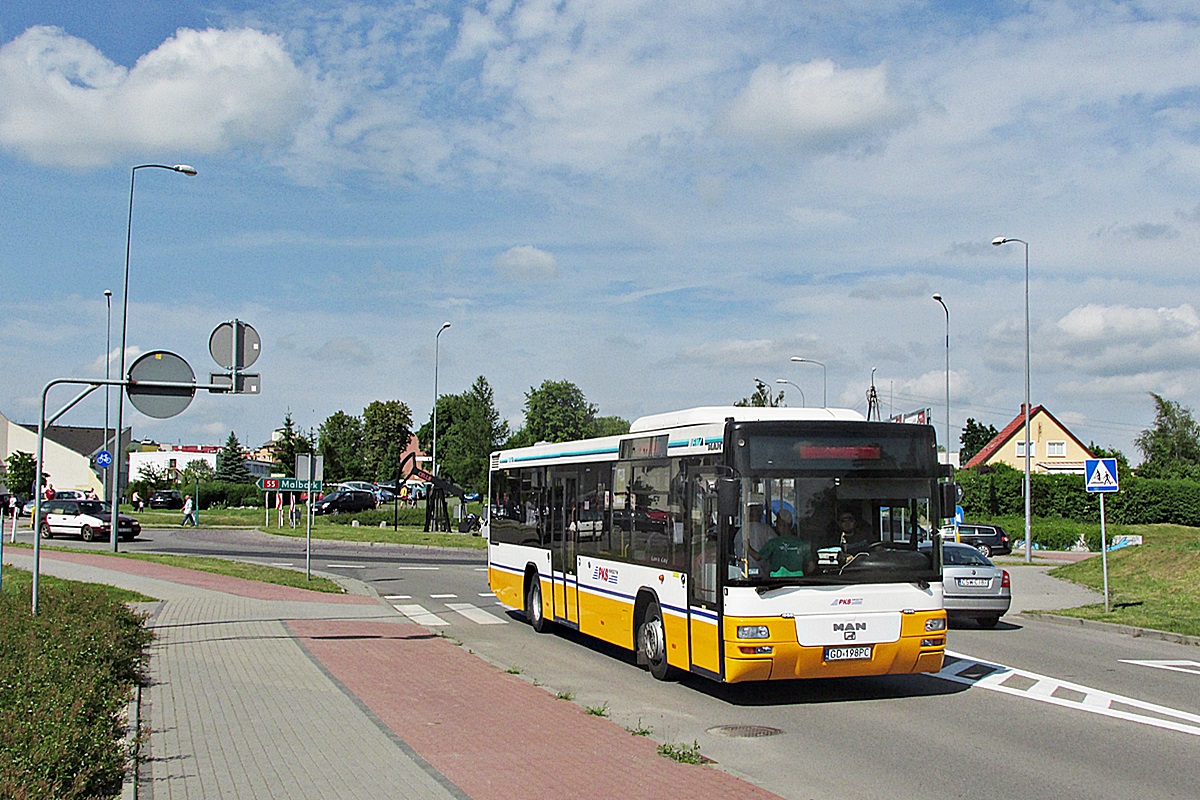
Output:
[0, 573, 153, 799]
[196, 481, 262, 509]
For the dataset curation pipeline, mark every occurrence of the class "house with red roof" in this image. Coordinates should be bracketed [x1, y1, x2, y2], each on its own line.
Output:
[963, 405, 1094, 474]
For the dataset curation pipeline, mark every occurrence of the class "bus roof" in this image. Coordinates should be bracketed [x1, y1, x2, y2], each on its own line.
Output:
[629, 406, 865, 432]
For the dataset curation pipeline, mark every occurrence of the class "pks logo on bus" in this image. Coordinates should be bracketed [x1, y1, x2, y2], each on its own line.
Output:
[593, 566, 619, 584]
[830, 597, 864, 607]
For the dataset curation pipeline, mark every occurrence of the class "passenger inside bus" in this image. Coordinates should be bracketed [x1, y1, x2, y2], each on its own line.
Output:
[748, 508, 816, 577]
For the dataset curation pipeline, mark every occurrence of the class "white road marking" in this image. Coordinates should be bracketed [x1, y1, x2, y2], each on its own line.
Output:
[393, 604, 449, 626]
[939, 650, 1200, 737]
[383, 595, 411, 600]
[479, 592, 496, 597]
[397, 566, 439, 570]
[268, 562, 293, 567]
[430, 593, 458, 599]
[446, 603, 508, 625]
[325, 563, 366, 569]
[1121, 660, 1200, 676]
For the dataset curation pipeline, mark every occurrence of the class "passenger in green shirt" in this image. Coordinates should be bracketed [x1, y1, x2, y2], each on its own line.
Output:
[749, 508, 815, 577]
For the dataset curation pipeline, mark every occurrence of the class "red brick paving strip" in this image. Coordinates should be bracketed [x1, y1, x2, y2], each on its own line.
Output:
[288, 618, 784, 800]
[35, 549, 377, 604]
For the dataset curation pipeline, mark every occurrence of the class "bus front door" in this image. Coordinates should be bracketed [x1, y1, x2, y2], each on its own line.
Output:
[549, 472, 580, 627]
[687, 468, 722, 676]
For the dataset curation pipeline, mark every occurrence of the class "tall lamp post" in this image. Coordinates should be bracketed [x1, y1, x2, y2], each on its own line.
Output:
[790, 357, 827, 407]
[992, 236, 1032, 563]
[774, 379, 805, 407]
[932, 294, 950, 464]
[432, 321, 451, 477]
[103, 288, 113, 501]
[110, 164, 197, 552]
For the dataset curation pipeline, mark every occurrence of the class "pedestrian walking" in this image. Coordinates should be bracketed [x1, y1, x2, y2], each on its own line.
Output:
[181, 494, 197, 527]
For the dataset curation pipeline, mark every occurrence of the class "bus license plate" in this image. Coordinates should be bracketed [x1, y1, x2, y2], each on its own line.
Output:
[825, 645, 872, 661]
[957, 577, 990, 587]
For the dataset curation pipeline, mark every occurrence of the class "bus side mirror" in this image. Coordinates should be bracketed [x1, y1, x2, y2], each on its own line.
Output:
[939, 481, 960, 519]
[717, 478, 739, 520]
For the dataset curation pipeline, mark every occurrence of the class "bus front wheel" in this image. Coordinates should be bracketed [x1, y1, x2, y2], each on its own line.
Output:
[525, 575, 549, 633]
[640, 601, 673, 681]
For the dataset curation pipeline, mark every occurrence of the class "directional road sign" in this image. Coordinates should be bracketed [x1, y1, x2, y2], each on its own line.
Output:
[257, 477, 323, 492]
[1085, 458, 1119, 493]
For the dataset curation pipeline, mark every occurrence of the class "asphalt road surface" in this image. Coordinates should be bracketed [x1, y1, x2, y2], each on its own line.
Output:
[20, 526, 1200, 800]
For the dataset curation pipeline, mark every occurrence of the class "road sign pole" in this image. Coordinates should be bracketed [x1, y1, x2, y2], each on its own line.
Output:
[1100, 492, 1109, 613]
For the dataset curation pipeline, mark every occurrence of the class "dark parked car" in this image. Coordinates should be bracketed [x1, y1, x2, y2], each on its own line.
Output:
[312, 489, 377, 515]
[149, 490, 184, 510]
[940, 522, 1011, 558]
[39, 499, 141, 542]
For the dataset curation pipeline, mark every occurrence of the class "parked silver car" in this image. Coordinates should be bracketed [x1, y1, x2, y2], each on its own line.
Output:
[923, 541, 1011, 628]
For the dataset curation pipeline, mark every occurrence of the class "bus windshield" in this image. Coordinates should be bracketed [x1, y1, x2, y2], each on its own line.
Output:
[727, 426, 940, 587]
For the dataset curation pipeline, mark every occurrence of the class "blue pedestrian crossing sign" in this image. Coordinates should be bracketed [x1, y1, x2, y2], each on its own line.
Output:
[95, 450, 113, 470]
[1085, 458, 1119, 493]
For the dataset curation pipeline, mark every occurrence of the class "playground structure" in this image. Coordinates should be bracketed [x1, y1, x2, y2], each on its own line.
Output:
[394, 452, 468, 533]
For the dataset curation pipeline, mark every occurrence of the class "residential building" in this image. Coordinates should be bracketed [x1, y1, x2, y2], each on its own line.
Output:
[963, 405, 1094, 474]
[0, 411, 129, 496]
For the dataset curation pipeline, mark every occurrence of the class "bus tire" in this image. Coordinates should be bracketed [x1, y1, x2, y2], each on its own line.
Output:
[639, 600, 673, 681]
[525, 574, 549, 633]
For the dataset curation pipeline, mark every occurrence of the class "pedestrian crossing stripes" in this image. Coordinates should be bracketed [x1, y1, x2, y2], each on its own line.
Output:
[939, 650, 1200, 737]
[391, 600, 510, 627]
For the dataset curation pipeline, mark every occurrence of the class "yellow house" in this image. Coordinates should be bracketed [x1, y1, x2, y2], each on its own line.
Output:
[963, 405, 1094, 474]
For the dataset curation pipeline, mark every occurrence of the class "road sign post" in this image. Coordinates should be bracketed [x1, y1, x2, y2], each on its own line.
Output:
[1085, 458, 1119, 613]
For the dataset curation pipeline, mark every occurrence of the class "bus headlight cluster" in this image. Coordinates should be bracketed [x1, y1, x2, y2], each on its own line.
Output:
[737, 625, 770, 639]
[925, 618, 947, 632]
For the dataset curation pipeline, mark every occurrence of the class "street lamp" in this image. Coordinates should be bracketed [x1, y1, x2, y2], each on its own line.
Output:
[932, 293, 950, 466]
[432, 321, 451, 477]
[774, 379, 805, 407]
[103, 289, 112, 501]
[992, 236, 1032, 563]
[790, 357, 827, 407]
[110, 164, 197, 551]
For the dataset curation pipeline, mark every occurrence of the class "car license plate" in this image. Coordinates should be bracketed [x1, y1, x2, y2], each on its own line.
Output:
[957, 577, 990, 587]
[825, 645, 872, 661]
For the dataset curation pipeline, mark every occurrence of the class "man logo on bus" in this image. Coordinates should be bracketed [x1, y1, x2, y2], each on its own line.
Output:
[833, 622, 867, 632]
[593, 565, 619, 584]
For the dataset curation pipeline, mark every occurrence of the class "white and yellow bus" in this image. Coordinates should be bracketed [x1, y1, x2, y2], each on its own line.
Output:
[486, 406, 953, 683]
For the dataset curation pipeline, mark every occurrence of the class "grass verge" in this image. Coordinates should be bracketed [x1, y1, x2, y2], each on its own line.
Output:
[0, 567, 153, 799]
[1045, 524, 1200, 637]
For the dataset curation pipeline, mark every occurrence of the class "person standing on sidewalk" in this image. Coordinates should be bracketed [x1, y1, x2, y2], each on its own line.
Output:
[181, 494, 197, 527]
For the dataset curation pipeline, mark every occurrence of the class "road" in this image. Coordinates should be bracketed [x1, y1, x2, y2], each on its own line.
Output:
[20, 526, 1200, 800]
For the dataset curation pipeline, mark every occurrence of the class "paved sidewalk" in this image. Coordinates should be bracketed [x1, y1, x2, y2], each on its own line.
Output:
[4, 549, 780, 800]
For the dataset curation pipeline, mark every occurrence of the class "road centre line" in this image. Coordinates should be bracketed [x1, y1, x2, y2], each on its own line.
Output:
[397, 566, 439, 570]
[940, 651, 1200, 737]
[430, 593, 458, 599]
[325, 563, 366, 569]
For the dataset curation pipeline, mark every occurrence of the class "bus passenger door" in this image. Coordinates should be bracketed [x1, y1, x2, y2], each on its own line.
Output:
[687, 468, 722, 676]
[549, 472, 580, 626]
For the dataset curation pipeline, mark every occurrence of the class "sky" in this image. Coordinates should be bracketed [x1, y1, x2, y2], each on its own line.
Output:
[2, 0, 1198, 463]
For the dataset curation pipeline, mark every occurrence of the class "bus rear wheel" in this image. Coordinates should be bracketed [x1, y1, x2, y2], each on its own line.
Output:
[525, 575, 549, 633]
[639, 601, 673, 681]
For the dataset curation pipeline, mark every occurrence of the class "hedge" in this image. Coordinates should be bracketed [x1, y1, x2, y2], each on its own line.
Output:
[957, 466, 1200, 527]
[0, 577, 153, 799]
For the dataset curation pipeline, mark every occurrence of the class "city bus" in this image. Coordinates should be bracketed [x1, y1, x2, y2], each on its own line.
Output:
[485, 406, 954, 683]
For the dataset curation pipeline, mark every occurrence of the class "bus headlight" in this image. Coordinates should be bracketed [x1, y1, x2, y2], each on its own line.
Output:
[737, 625, 770, 639]
[925, 617, 947, 632]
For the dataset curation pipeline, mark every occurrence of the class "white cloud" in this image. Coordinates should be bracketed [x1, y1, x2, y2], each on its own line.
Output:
[0, 26, 309, 167]
[720, 59, 909, 151]
[493, 245, 559, 281]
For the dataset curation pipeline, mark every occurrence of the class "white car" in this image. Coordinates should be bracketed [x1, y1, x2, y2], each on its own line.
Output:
[39, 499, 141, 542]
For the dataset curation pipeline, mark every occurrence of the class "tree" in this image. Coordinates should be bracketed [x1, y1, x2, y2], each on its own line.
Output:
[1134, 393, 1200, 480]
[959, 418, 999, 464]
[362, 400, 413, 482]
[136, 464, 172, 491]
[4, 451, 36, 498]
[590, 415, 630, 437]
[418, 376, 510, 491]
[179, 459, 215, 487]
[735, 379, 783, 407]
[214, 432, 253, 484]
[272, 412, 313, 477]
[319, 410, 365, 482]
[507, 380, 597, 447]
